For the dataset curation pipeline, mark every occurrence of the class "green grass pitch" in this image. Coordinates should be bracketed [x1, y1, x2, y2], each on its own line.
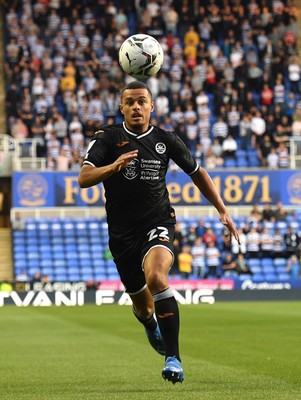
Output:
[0, 302, 300, 400]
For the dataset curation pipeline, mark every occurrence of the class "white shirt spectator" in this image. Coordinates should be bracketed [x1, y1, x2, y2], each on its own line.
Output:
[267, 149, 279, 169]
[250, 115, 266, 136]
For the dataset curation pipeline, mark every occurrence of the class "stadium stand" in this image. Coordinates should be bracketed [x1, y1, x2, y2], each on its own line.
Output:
[3, 0, 301, 170]
[12, 212, 301, 283]
[2, 1, 301, 283]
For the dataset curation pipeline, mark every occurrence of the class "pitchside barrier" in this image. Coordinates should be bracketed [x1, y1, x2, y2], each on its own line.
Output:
[0, 279, 300, 307]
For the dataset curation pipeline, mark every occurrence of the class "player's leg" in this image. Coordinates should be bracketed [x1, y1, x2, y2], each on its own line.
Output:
[143, 246, 184, 383]
[130, 287, 165, 356]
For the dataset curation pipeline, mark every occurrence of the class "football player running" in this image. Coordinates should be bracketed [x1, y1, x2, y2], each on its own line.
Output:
[78, 81, 240, 384]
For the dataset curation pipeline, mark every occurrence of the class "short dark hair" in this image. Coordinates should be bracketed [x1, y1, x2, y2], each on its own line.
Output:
[120, 81, 152, 100]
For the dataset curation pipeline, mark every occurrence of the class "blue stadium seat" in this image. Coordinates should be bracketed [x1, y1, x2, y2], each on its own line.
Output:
[28, 258, 40, 268]
[55, 273, 68, 281]
[262, 265, 275, 274]
[69, 273, 81, 281]
[78, 244, 90, 252]
[274, 258, 286, 266]
[252, 273, 265, 283]
[264, 273, 278, 282]
[27, 252, 39, 260]
[14, 252, 27, 260]
[41, 259, 53, 268]
[238, 274, 252, 281]
[53, 251, 65, 260]
[14, 244, 26, 253]
[237, 158, 249, 167]
[248, 258, 261, 268]
[275, 266, 287, 274]
[79, 251, 91, 260]
[107, 273, 120, 281]
[53, 259, 67, 268]
[249, 265, 262, 274]
[278, 273, 291, 281]
[95, 273, 107, 281]
[224, 159, 236, 168]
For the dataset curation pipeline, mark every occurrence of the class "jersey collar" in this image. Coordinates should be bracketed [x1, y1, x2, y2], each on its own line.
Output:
[123, 121, 154, 138]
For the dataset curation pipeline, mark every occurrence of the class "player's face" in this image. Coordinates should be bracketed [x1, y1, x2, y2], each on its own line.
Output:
[120, 88, 154, 133]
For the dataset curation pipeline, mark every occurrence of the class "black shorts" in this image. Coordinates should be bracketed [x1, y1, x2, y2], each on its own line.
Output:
[108, 223, 175, 294]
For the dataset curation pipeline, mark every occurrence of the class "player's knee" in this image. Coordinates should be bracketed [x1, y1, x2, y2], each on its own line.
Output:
[146, 270, 168, 294]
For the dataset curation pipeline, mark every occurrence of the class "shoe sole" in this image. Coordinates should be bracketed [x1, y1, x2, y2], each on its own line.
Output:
[162, 370, 184, 384]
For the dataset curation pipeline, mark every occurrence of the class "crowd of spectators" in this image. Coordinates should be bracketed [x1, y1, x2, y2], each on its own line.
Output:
[171, 201, 301, 279]
[3, 0, 301, 171]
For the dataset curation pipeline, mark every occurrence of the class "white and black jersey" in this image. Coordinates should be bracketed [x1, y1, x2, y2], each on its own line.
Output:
[83, 122, 198, 230]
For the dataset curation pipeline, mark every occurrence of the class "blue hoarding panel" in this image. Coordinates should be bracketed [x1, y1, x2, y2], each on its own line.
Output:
[12, 170, 301, 208]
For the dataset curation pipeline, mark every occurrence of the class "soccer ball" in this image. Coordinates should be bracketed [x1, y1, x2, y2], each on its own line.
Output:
[119, 34, 164, 80]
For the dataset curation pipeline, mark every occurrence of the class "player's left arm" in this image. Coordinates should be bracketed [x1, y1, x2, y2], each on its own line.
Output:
[190, 168, 241, 244]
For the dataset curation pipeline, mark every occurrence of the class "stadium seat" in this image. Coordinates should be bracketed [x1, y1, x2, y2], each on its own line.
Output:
[264, 273, 278, 282]
[249, 265, 262, 274]
[27, 252, 39, 260]
[275, 266, 287, 274]
[262, 265, 275, 274]
[237, 158, 248, 167]
[278, 273, 291, 281]
[248, 259, 261, 268]
[53, 259, 67, 268]
[224, 159, 236, 168]
[107, 273, 120, 281]
[238, 274, 252, 281]
[14, 252, 27, 260]
[252, 273, 265, 283]
[41, 259, 53, 268]
[95, 273, 107, 281]
[274, 258, 287, 266]
[53, 251, 65, 260]
[69, 273, 81, 281]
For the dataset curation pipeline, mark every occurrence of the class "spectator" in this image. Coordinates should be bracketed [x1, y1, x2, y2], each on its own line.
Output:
[273, 228, 285, 258]
[274, 201, 288, 222]
[12, 212, 25, 231]
[221, 252, 237, 277]
[178, 245, 193, 279]
[16, 269, 30, 282]
[262, 203, 275, 222]
[56, 149, 70, 171]
[205, 241, 221, 278]
[284, 226, 300, 258]
[212, 115, 228, 143]
[234, 253, 253, 276]
[203, 226, 217, 247]
[231, 227, 247, 256]
[286, 254, 301, 279]
[249, 204, 262, 223]
[222, 134, 237, 160]
[260, 227, 274, 258]
[246, 226, 261, 258]
[276, 142, 290, 169]
[258, 135, 274, 167]
[266, 147, 279, 169]
[191, 237, 206, 278]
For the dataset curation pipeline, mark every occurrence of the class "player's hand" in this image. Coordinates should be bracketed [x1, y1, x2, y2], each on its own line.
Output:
[219, 212, 241, 244]
[114, 150, 138, 172]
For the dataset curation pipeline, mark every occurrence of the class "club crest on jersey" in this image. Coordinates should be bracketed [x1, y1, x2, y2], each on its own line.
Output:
[122, 158, 139, 180]
[155, 142, 166, 154]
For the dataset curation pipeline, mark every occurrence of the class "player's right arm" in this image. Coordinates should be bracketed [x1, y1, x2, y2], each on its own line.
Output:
[78, 150, 138, 188]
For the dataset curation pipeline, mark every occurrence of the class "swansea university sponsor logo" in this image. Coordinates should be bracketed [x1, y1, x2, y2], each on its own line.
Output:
[122, 158, 139, 180]
[155, 142, 166, 154]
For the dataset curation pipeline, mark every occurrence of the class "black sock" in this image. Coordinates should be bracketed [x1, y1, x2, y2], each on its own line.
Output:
[132, 307, 157, 331]
[153, 288, 180, 361]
